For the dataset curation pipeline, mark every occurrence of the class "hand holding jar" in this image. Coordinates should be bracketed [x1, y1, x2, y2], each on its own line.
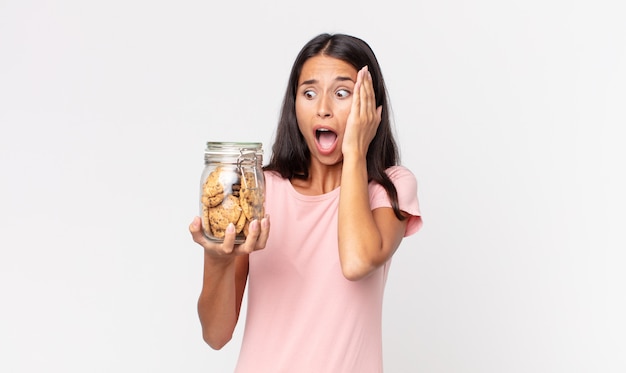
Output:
[190, 142, 270, 258]
[189, 215, 270, 258]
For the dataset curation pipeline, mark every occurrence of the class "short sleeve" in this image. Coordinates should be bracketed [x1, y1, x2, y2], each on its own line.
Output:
[369, 165, 423, 237]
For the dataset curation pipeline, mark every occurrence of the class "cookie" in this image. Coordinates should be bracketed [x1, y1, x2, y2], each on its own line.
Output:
[202, 167, 225, 207]
[241, 171, 257, 189]
[202, 205, 210, 236]
[201, 167, 264, 240]
[239, 171, 264, 220]
[242, 219, 250, 237]
[208, 194, 242, 238]
[240, 187, 264, 221]
[202, 192, 225, 208]
[235, 206, 247, 234]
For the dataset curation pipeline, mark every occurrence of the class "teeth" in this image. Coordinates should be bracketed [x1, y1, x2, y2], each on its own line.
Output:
[316, 129, 330, 139]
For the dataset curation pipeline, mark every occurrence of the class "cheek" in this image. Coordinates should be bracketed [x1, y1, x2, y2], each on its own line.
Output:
[335, 103, 352, 124]
[295, 98, 311, 117]
[295, 101, 312, 130]
[295, 108, 305, 131]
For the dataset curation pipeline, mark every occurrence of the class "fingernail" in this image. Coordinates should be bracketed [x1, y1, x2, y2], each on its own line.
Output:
[250, 220, 259, 232]
[191, 217, 200, 229]
[226, 223, 235, 234]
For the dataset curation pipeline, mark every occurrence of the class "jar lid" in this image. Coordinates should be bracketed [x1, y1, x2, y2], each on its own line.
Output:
[204, 142, 263, 155]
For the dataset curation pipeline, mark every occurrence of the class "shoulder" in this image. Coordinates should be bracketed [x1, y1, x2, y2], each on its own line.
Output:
[385, 165, 414, 178]
[383, 165, 423, 235]
[264, 170, 282, 180]
[264, 170, 286, 184]
[384, 165, 417, 189]
[369, 165, 417, 201]
[263, 170, 291, 195]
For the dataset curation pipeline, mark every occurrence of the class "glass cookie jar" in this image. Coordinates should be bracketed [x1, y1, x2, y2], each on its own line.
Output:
[199, 142, 265, 243]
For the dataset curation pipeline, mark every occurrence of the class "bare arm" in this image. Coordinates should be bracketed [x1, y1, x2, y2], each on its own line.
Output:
[189, 216, 270, 349]
[338, 66, 408, 281]
[338, 158, 408, 281]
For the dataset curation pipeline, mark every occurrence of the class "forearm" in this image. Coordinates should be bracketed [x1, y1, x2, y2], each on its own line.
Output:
[338, 156, 383, 280]
[197, 254, 242, 349]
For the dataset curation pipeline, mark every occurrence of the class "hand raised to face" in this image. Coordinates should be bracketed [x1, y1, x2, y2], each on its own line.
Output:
[342, 65, 383, 159]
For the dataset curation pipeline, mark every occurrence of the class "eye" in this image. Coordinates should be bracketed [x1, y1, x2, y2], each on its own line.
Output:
[336, 89, 350, 98]
[304, 90, 316, 99]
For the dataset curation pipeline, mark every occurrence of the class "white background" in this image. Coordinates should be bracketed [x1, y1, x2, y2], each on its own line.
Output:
[1, 0, 624, 372]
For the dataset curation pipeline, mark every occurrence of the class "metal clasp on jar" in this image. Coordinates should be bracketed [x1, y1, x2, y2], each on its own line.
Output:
[236, 148, 264, 223]
[236, 149, 258, 168]
[236, 148, 260, 189]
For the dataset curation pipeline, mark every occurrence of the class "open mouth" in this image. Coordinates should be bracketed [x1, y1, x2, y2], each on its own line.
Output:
[315, 128, 338, 151]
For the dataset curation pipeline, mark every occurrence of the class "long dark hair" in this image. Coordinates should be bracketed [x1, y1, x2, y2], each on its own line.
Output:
[264, 33, 405, 220]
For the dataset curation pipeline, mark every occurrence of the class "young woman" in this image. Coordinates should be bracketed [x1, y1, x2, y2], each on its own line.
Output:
[189, 33, 422, 373]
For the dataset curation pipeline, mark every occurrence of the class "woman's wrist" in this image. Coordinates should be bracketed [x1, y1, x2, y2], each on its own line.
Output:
[204, 250, 237, 268]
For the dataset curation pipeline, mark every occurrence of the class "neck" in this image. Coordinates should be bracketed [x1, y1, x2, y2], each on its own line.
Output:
[291, 161, 343, 195]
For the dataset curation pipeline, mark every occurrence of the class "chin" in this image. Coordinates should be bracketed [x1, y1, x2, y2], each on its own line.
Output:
[313, 153, 344, 167]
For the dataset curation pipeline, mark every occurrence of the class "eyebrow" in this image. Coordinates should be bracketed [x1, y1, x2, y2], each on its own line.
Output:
[299, 76, 354, 86]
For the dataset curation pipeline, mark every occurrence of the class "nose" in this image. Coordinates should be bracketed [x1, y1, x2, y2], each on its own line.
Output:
[316, 94, 333, 118]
